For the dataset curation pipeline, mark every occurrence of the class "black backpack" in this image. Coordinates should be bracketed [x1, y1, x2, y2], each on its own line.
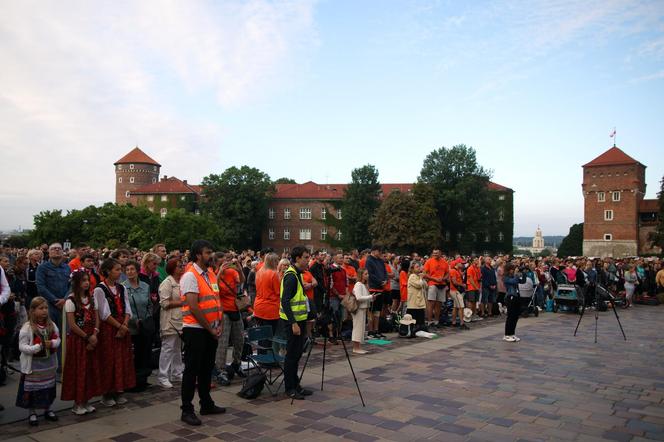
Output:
[237, 373, 266, 399]
[398, 323, 415, 338]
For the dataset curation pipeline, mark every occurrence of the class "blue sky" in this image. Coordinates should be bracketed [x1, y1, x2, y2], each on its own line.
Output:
[1, 0, 663, 236]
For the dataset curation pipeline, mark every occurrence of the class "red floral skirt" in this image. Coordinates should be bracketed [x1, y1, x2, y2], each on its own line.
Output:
[61, 333, 103, 403]
[98, 322, 136, 393]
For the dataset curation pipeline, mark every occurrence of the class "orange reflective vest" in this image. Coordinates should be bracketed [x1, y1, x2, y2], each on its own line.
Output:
[181, 266, 222, 326]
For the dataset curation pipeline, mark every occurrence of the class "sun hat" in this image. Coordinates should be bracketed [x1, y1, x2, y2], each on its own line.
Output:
[399, 314, 416, 325]
[463, 308, 473, 322]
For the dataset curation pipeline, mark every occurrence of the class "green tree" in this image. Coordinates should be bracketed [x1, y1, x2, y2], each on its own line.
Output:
[369, 189, 441, 254]
[418, 144, 494, 254]
[154, 209, 222, 251]
[201, 166, 274, 250]
[557, 223, 584, 258]
[274, 177, 297, 185]
[648, 175, 664, 250]
[539, 248, 552, 258]
[339, 165, 381, 250]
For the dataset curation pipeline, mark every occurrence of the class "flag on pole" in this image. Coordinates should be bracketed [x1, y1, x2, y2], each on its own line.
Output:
[610, 128, 616, 138]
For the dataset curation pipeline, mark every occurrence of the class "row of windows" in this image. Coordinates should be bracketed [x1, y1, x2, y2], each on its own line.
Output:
[123, 192, 187, 202]
[119, 177, 157, 184]
[268, 228, 341, 241]
[457, 209, 505, 221]
[268, 207, 339, 220]
[117, 164, 159, 172]
[597, 191, 621, 202]
[148, 207, 199, 217]
[444, 232, 505, 242]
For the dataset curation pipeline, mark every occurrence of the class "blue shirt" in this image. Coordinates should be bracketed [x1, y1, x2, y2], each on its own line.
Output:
[35, 260, 70, 306]
[481, 265, 497, 288]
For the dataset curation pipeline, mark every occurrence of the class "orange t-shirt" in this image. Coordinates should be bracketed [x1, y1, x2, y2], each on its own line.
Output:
[69, 257, 82, 272]
[254, 268, 281, 320]
[399, 270, 408, 302]
[423, 257, 448, 286]
[383, 263, 392, 292]
[302, 270, 315, 300]
[218, 268, 240, 312]
[449, 268, 463, 292]
[344, 264, 357, 294]
[466, 265, 481, 291]
[359, 257, 367, 269]
[256, 261, 264, 272]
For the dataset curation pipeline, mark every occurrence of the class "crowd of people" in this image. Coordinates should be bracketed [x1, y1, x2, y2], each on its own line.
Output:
[0, 241, 662, 427]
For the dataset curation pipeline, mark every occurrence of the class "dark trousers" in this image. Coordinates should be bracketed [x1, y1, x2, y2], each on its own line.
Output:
[282, 319, 306, 392]
[132, 333, 153, 387]
[181, 328, 218, 414]
[504, 294, 520, 336]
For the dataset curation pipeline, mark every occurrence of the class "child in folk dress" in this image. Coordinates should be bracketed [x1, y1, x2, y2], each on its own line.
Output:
[61, 270, 102, 414]
[16, 296, 61, 426]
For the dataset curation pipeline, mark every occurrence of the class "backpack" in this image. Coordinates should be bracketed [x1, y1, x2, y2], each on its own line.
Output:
[398, 323, 415, 338]
[379, 316, 393, 333]
[237, 373, 266, 399]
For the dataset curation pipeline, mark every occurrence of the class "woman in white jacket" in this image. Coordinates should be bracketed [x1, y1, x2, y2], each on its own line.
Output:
[351, 269, 375, 355]
[16, 296, 61, 426]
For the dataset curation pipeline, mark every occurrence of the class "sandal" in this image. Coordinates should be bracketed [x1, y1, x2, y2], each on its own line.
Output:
[29, 413, 38, 426]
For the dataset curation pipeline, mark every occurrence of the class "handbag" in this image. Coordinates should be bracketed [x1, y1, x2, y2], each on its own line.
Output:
[131, 295, 156, 339]
[219, 273, 252, 312]
[341, 293, 359, 314]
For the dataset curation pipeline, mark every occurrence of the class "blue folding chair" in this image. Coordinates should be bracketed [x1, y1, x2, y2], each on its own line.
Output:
[245, 326, 287, 396]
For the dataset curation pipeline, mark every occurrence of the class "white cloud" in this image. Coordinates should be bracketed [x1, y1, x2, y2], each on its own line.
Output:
[0, 0, 317, 229]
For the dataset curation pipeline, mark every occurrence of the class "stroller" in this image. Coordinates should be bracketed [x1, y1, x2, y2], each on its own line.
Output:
[518, 275, 539, 318]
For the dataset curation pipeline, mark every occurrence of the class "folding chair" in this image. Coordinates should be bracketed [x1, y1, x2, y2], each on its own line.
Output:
[245, 326, 287, 396]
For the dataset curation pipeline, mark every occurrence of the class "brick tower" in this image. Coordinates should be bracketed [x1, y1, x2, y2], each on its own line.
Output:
[582, 146, 646, 257]
[114, 147, 161, 205]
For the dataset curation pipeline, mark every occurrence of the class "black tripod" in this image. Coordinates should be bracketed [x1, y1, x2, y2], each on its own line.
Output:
[291, 302, 365, 407]
[574, 284, 627, 343]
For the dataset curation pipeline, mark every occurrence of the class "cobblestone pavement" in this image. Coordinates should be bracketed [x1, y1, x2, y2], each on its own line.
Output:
[2, 305, 663, 442]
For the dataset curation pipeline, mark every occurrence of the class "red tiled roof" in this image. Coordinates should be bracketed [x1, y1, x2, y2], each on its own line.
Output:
[583, 146, 641, 168]
[132, 176, 201, 195]
[114, 147, 161, 166]
[273, 181, 511, 199]
[639, 199, 659, 213]
[487, 181, 512, 192]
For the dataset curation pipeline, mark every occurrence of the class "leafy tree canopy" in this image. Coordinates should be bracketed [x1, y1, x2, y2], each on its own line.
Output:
[274, 177, 297, 184]
[340, 165, 381, 250]
[557, 223, 584, 258]
[649, 175, 664, 251]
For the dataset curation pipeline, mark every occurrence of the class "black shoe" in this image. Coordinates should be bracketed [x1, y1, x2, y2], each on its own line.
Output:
[44, 410, 58, 422]
[297, 386, 313, 396]
[287, 389, 305, 400]
[0, 404, 4, 412]
[231, 362, 246, 379]
[460, 324, 470, 330]
[181, 412, 202, 426]
[200, 405, 226, 415]
[328, 337, 338, 345]
[29, 414, 38, 427]
[217, 372, 231, 386]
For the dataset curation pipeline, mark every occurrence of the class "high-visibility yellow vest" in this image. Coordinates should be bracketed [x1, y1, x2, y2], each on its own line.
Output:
[279, 266, 308, 322]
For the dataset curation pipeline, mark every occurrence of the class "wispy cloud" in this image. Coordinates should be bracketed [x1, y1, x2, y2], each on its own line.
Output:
[630, 69, 664, 82]
[0, 0, 317, 229]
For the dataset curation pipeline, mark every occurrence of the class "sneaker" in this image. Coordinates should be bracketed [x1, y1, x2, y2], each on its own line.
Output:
[286, 389, 305, 400]
[115, 395, 128, 405]
[44, 410, 58, 422]
[158, 379, 174, 389]
[84, 404, 96, 413]
[101, 396, 116, 407]
[200, 405, 226, 415]
[296, 385, 314, 396]
[503, 335, 516, 342]
[472, 315, 484, 321]
[217, 372, 231, 386]
[181, 412, 202, 426]
[29, 413, 38, 426]
[352, 349, 368, 355]
[72, 405, 87, 416]
[512, 335, 521, 342]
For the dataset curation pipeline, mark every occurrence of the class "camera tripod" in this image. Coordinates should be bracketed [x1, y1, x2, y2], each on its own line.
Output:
[291, 301, 365, 407]
[574, 284, 627, 343]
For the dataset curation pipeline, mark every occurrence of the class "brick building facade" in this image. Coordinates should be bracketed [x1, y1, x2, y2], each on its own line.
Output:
[114, 147, 161, 205]
[582, 146, 660, 257]
[261, 181, 514, 254]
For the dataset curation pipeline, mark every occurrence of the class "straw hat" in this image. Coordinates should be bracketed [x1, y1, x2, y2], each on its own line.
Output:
[463, 308, 473, 322]
[400, 314, 416, 325]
